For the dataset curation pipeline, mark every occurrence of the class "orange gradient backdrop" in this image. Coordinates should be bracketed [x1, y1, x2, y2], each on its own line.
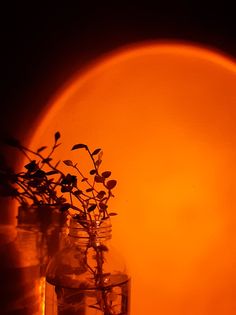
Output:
[28, 43, 236, 314]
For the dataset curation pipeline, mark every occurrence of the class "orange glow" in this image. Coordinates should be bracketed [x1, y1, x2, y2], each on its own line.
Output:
[39, 277, 46, 315]
[29, 42, 236, 314]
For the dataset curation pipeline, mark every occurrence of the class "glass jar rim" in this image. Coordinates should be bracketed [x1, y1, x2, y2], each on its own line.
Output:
[68, 217, 112, 240]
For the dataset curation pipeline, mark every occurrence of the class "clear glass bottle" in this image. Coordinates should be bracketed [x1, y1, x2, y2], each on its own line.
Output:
[0, 224, 41, 314]
[17, 205, 68, 314]
[45, 218, 130, 315]
[17, 205, 68, 273]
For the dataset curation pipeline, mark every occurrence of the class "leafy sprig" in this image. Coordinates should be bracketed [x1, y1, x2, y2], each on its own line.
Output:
[0, 132, 117, 221]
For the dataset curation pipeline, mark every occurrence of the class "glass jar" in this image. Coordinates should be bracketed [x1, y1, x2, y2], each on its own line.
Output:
[0, 224, 41, 314]
[45, 218, 130, 315]
[17, 205, 68, 314]
[17, 205, 68, 272]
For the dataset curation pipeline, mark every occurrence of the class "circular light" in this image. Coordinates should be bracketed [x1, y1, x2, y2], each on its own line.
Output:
[30, 42, 236, 315]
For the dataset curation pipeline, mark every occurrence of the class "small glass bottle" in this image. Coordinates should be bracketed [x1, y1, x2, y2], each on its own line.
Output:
[17, 205, 68, 314]
[17, 205, 68, 273]
[45, 217, 130, 315]
[0, 224, 41, 314]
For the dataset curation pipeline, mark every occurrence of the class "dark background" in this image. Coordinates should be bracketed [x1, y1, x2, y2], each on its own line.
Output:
[0, 3, 235, 220]
[1, 3, 236, 301]
[1, 2, 236, 160]
[1, 3, 236, 138]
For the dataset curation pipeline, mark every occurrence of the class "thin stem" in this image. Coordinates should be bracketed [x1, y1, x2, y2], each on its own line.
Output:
[21, 146, 64, 176]
[73, 165, 99, 193]
[95, 246, 111, 314]
[19, 148, 32, 162]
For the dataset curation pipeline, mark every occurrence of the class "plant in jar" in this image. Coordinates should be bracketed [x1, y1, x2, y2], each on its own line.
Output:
[0, 132, 130, 315]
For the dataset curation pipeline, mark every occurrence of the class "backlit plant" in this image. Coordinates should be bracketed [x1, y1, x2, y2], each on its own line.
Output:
[0, 132, 117, 221]
[0, 133, 129, 315]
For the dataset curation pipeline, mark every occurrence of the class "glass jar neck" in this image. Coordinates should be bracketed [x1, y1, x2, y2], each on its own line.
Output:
[68, 218, 112, 246]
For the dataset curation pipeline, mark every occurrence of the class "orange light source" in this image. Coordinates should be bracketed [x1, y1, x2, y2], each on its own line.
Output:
[28, 42, 236, 314]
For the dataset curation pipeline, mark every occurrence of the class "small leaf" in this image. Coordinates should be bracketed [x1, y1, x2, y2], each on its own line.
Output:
[46, 170, 59, 175]
[94, 175, 104, 183]
[37, 146, 47, 153]
[33, 169, 45, 178]
[88, 204, 96, 212]
[74, 189, 83, 195]
[24, 160, 38, 172]
[92, 148, 101, 156]
[102, 171, 111, 178]
[98, 151, 103, 160]
[61, 186, 71, 193]
[97, 190, 106, 199]
[89, 169, 96, 175]
[99, 202, 108, 211]
[86, 188, 94, 192]
[81, 177, 88, 182]
[106, 180, 117, 190]
[61, 174, 77, 186]
[95, 160, 102, 167]
[71, 144, 88, 150]
[42, 158, 52, 163]
[60, 203, 70, 212]
[109, 212, 118, 216]
[63, 160, 73, 166]
[54, 131, 61, 142]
